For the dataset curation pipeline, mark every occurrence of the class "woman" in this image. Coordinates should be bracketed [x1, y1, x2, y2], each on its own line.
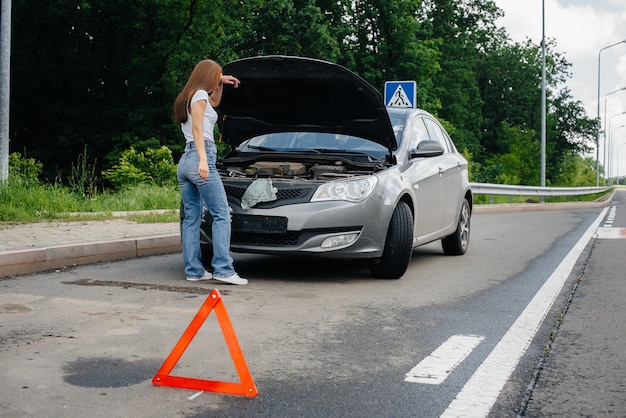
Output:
[174, 59, 247, 285]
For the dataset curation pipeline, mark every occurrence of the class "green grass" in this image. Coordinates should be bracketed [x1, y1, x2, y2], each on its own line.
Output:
[127, 211, 180, 223]
[85, 184, 181, 213]
[473, 190, 611, 205]
[0, 181, 180, 224]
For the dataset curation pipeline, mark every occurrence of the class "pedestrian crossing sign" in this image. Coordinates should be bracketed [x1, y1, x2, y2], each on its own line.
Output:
[384, 81, 416, 108]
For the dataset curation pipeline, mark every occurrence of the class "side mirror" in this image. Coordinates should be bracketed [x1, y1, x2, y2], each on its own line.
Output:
[410, 140, 444, 158]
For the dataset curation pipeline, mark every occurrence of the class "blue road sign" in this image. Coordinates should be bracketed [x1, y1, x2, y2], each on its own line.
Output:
[384, 81, 416, 108]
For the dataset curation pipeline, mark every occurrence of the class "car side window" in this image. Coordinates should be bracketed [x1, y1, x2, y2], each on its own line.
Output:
[408, 117, 430, 150]
[423, 118, 450, 153]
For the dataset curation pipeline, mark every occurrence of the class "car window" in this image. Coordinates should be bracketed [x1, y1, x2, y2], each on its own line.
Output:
[423, 118, 450, 153]
[389, 113, 405, 144]
[408, 117, 430, 150]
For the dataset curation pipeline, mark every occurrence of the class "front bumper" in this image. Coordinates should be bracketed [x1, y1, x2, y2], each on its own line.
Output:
[204, 197, 394, 259]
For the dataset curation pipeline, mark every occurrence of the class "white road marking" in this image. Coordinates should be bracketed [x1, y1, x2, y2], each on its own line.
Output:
[596, 227, 626, 239]
[603, 206, 616, 227]
[441, 207, 608, 418]
[405, 335, 484, 384]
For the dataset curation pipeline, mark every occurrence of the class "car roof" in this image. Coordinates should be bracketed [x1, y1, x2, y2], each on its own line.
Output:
[218, 56, 397, 151]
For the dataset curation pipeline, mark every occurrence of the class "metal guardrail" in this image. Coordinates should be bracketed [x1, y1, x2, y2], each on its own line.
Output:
[470, 183, 610, 197]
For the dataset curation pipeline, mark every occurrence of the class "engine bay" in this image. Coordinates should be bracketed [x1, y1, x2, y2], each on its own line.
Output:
[221, 160, 383, 181]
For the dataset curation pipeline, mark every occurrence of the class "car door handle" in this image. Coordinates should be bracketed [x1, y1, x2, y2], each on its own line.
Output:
[438, 167, 444, 177]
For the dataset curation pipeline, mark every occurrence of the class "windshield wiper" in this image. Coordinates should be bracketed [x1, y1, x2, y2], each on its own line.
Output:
[245, 145, 277, 151]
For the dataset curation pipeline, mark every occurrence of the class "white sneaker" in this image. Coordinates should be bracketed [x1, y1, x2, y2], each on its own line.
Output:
[214, 273, 248, 285]
[186, 271, 213, 281]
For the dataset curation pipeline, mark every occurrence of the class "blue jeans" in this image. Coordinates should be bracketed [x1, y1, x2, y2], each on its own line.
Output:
[177, 141, 235, 279]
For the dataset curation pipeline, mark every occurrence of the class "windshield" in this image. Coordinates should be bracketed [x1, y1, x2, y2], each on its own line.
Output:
[237, 132, 390, 159]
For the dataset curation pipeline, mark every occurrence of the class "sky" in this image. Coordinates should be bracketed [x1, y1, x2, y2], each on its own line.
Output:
[494, 0, 626, 177]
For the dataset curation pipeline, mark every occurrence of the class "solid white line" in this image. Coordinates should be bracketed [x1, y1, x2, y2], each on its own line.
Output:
[405, 335, 484, 384]
[441, 207, 608, 418]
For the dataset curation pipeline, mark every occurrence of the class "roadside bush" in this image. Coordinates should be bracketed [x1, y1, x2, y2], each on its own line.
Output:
[1, 152, 180, 222]
[102, 146, 177, 189]
[7, 152, 43, 186]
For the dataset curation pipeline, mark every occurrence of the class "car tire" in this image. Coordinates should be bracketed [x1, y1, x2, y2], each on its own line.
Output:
[441, 197, 470, 255]
[368, 201, 413, 279]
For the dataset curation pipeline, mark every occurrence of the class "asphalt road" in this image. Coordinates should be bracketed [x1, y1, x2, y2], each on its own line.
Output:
[0, 192, 624, 417]
[515, 190, 626, 417]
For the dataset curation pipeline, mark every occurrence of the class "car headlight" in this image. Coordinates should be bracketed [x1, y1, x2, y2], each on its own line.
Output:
[311, 177, 378, 203]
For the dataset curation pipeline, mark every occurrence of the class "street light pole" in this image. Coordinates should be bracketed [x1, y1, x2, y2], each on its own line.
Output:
[617, 143, 626, 185]
[595, 39, 626, 186]
[602, 87, 626, 184]
[607, 112, 626, 184]
[610, 124, 626, 184]
[0, 0, 11, 182]
[540, 0, 546, 195]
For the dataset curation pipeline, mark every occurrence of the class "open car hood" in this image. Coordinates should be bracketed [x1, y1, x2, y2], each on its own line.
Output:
[219, 56, 397, 151]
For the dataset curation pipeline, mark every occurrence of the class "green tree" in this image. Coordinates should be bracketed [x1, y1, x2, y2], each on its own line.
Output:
[9, 0, 599, 189]
[11, 0, 231, 179]
[554, 153, 597, 187]
[478, 38, 596, 185]
[478, 40, 544, 156]
[547, 88, 597, 181]
[421, 0, 505, 156]
[484, 124, 541, 185]
[235, 0, 339, 60]
[335, 0, 440, 108]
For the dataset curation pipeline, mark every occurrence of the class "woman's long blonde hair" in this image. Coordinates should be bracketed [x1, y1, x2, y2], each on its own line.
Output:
[173, 59, 222, 124]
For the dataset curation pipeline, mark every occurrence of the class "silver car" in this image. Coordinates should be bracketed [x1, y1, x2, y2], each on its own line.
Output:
[195, 56, 471, 279]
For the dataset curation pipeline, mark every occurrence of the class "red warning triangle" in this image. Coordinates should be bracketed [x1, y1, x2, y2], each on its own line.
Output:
[152, 289, 258, 397]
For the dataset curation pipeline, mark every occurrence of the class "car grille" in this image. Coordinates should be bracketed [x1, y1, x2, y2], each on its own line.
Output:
[231, 231, 301, 246]
[223, 182, 317, 207]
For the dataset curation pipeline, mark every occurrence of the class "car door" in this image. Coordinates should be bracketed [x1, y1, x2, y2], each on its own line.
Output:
[406, 116, 447, 238]
[423, 117, 464, 230]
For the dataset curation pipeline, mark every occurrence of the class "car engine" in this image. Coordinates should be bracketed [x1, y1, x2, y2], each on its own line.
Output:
[221, 160, 382, 181]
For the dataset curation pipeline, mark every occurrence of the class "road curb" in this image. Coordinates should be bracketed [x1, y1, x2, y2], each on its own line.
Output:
[473, 199, 611, 214]
[473, 189, 615, 214]
[0, 234, 180, 278]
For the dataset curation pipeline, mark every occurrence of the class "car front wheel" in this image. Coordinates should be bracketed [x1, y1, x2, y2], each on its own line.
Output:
[368, 201, 414, 279]
[441, 197, 470, 255]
